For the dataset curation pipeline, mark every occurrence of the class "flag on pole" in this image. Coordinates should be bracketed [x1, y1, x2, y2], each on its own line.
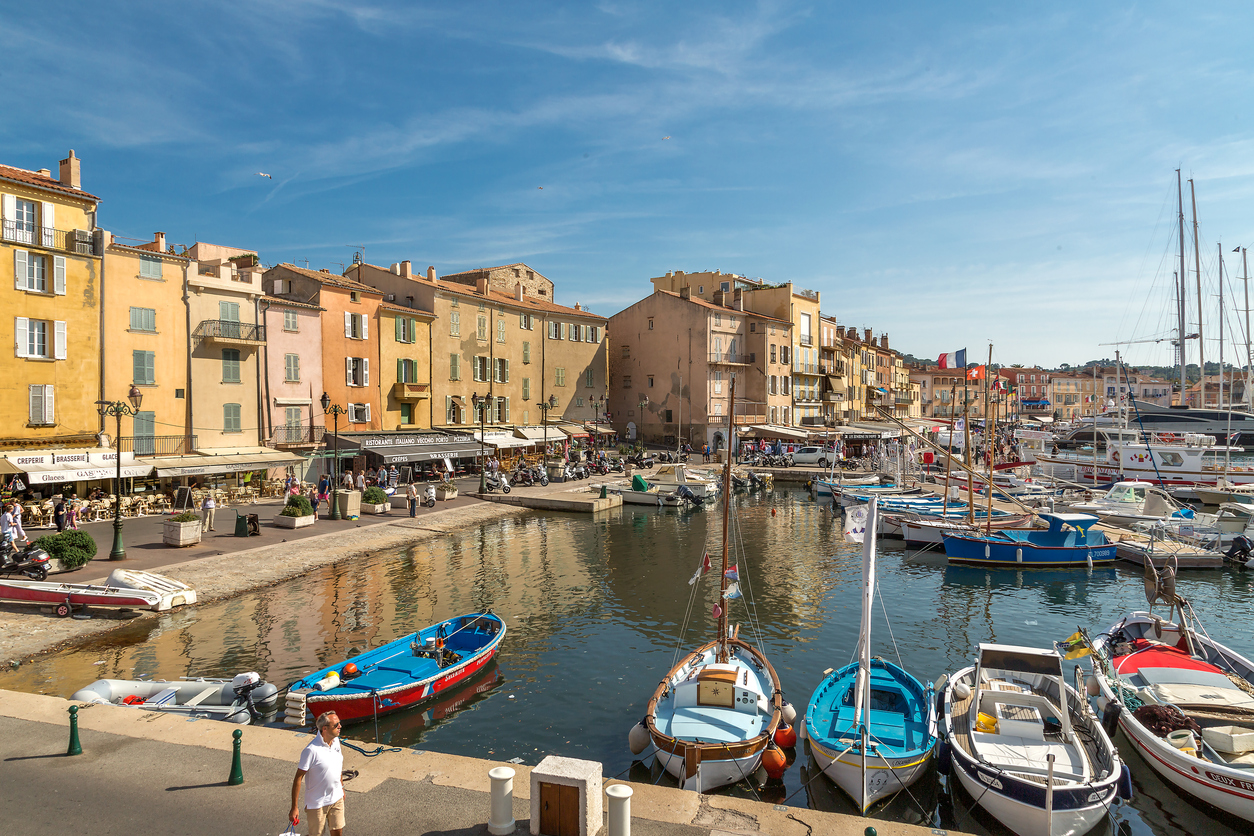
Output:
[967, 365, 986, 380]
[723, 582, 742, 600]
[724, 566, 738, 581]
[937, 349, 967, 369]
[688, 551, 712, 585]
[844, 505, 868, 543]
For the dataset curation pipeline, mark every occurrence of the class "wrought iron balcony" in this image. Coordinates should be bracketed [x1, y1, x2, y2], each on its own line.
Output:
[2, 220, 98, 255]
[117, 435, 197, 457]
[708, 353, 753, 364]
[193, 319, 266, 346]
[269, 426, 325, 447]
[792, 362, 820, 374]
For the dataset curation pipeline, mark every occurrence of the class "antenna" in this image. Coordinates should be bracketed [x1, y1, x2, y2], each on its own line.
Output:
[346, 244, 366, 264]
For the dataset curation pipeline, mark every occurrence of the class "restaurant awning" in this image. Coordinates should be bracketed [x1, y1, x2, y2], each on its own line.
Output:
[741, 425, 810, 441]
[471, 431, 533, 450]
[583, 422, 616, 435]
[145, 448, 305, 477]
[553, 422, 589, 438]
[513, 425, 569, 441]
[848, 423, 903, 439]
[0, 447, 155, 484]
[20, 461, 155, 484]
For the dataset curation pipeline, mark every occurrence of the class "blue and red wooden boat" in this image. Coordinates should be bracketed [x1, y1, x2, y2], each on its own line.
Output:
[286, 612, 505, 726]
[941, 512, 1116, 568]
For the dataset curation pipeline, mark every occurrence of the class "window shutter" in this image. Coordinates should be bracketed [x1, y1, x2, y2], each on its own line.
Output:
[504, 359, 510, 382]
[53, 256, 66, 295]
[41, 202, 55, 247]
[361, 316, 368, 340]
[44, 385, 54, 423]
[362, 358, 369, 386]
[346, 356, 353, 385]
[29, 385, 38, 424]
[394, 316, 402, 342]
[14, 249, 27, 290]
[446, 395, 453, 423]
[1, 194, 15, 241]
[450, 353, 460, 380]
[53, 321, 66, 359]
[561, 322, 568, 340]
[504, 397, 510, 421]
[15, 317, 28, 358]
[344, 311, 352, 337]
[364, 403, 371, 423]
[397, 358, 404, 383]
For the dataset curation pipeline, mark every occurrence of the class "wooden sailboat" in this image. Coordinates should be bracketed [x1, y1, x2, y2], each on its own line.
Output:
[638, 376, 785, 792]
[804, 497, 938, 811]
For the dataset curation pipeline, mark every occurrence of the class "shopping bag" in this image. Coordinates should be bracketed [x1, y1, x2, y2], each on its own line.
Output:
[280, 817, 300, 836]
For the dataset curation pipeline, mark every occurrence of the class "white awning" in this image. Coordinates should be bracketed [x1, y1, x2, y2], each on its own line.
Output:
[471, 431, 534, 449]
[20, 461, 154, 484]
[0, 447, 152, 484]
[145, 449, 305, 477]
[742, 425, 810, 441]
[514, 425, 569, 441]
[273, 397, 313, 406]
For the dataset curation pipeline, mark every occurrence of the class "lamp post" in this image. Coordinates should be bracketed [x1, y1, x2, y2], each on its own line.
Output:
[472, 392, 488, 493]
[96, 385, 143, 560]
[591, 396, 605, 457]
[637, 396, 648, 452]
[321, 392, 347, 520]
[538, 394, 557, 466]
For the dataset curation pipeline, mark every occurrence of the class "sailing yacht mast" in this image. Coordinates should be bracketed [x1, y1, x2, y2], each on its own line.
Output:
[1178, 170, 1188, 402]
[983, 346, 994, 532]
[716, 375, 735, 664]
[1191, 179, 1205, 407]
[1244, 248, 1252, 413]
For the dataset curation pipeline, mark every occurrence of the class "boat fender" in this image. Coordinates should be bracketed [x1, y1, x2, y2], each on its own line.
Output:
[796, 720, 807, 742]
[1101, 701, 1122, 737]
[771, 508, 776, 517]
[1118, 763, 1134, 801]
[953, 681, 971, 701]
[936, 739, 951, 776]
[1086, 674, 1101, 697]
[780, 699, 797, 724]
[628, 718, 650, 755]
[761, 744, 788, 779]
[774, 723, 798, 748]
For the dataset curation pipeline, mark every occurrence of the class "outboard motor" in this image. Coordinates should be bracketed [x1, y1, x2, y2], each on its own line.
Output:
[675, 485, 702, 507]
[232, 672, 279, 722]
[1226, 534, 1254, 568]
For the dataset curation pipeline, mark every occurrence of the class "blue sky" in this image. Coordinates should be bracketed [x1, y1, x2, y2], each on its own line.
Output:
[5, 1, 1254, 368]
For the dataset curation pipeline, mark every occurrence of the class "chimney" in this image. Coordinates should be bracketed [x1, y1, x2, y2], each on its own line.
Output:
[427, 266, 437, 282]
[733, 288, 744, 311]
[880, 334, 889, 349]
[515, 283, 524, 301]
[574, 303, 582, 311]
[864, 328, 873, 343]
[36, 168, 51, 177]
[320, 268, 331, 274]
[476, 277, 489, 296]
[59, 150, 81, 190]
[713, 289, 726, 306]
[400, 260, 412, 277]
[679, 286, 691, 300]
[390, 263, 401, 275]
[154, 232, 166, 252]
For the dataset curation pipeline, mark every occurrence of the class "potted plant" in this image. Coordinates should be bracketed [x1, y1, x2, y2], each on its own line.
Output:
[361, 486, 391, 515]
[275, 495, 317, 528]
[31, 530, 98, 572]
[163, 510, 203, 547]
[435, 480, 457, 501]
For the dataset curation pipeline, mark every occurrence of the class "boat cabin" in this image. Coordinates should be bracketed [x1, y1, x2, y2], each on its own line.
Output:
[662, 661, 770, 743]
[1001, 513, 1104, 548]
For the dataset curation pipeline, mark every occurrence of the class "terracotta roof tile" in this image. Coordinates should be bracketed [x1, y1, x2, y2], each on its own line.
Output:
[0, 164, 100, 202]
[273, 263, 383, 294]
[262, 294, 324, 312]
[379, 301, 436, 317]
[656, 290, 792, 325]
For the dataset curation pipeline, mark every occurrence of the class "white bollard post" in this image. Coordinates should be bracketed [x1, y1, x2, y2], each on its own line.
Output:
[488, 766, 516, 835]
[606, 783, 633, 836]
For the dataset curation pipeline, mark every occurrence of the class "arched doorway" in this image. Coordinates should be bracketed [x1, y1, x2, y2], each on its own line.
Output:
[712, 432, 725, 451]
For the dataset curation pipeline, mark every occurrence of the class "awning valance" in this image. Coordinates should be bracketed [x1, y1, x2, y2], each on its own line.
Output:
[471, 431, 533, 450]
[146, 449, 304, 477]
[741, 425, 809, 441]
[513, 425, 568, 441]
[0, 447, 153, 484]
[19, 461, 154, 484]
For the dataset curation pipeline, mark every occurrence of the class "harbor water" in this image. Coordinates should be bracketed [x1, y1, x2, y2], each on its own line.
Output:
[3, 487, 1252, 836]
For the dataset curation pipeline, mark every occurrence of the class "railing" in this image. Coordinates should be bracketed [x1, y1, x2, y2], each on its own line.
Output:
[2, 220, 98, 255]
[799, 335, 813, 347]
[270, 426, 325, 446]
[819, 362, 846, 375]
[193, 319, 266, 343]
[708, 353, 753, 364]
[392, 382, 431, 399]
[117, 435, 197, 457]
[822, 391, 843, 402]
[793, 362, 819, 374]
[895, 395, 911, 404]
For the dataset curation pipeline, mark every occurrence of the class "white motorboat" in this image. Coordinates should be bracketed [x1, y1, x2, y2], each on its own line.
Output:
[1058, 481, 1194, 528]
[1038, 433, 1254, 488]
[644, 464, 720, 499]
[594, 476, 693, 507]
[72, 673, 279, 724]
[0, 568, 197, 617]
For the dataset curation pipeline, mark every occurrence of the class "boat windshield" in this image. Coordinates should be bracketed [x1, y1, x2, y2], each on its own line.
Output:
[1106, 484, 1146, 503]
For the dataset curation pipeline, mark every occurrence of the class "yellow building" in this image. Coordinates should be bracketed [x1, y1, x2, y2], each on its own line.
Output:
[0, 151, 102, 449]
[378, 303, 436, 429]
[100, 231, 192, 455]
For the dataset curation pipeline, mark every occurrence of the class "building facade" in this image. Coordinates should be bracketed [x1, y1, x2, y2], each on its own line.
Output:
[260, 294, 325, 451]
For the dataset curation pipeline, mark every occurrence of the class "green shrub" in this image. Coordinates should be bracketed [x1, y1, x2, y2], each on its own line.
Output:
[32, 530, 97, 570]
[280, 495, 315, 517]
[169, 510, 200, 523]
[362, 486, 388, 504]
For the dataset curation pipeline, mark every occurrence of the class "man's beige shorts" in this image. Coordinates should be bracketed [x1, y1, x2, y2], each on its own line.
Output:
[306, 798, 345, 834]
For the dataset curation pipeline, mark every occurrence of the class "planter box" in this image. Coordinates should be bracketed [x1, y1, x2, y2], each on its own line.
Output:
[47, 558, 84, 575]
[274, 513, 316, 529]
[163, 519, 203, 547]
[436, 485, 458, 501]
[361, 502, 389, 515]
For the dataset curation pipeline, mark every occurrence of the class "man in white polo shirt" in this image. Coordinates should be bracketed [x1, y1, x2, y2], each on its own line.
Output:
[290, 711, 345, 835]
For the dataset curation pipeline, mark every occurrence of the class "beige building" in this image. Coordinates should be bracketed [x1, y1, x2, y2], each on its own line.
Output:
[818, 316, 851, 425]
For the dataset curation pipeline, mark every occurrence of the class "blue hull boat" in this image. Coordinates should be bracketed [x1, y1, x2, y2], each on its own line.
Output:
[942, 513, 1116, 567]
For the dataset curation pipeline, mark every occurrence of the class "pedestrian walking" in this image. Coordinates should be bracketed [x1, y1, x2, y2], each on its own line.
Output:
[12, 502, 28, 544]
[317, 475, 329, 514]
[1, 504, 15, 547]
[201, 493, 216, 532]
[53, 497, 67, 532]
[354, 471, 365, 492]
[388, 465, 399, 488]
[406, 482, 418, 517]
[66, 495, 79, 530]
[341, 470, 353, 490]
[290, 711, 345, 836]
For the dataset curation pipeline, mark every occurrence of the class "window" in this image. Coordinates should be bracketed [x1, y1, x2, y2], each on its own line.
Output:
[555, 367, 567, 386]
[497, 318, 506, 343]
[219, 300, 240, 322]
[400, 403, 413, 424]
[132, 411, 155, 454]
[349, 403, 370, 423]
[714, 312, 721, 326]
[648, 318, 654, 331]
[523, 341, 531, 364]
[396, 317, 418, 344]
[750, 322, 756, 332]
[720, 281, 730, 292]
[713, 370, 722, 394]
[477, 315, 488, 340]
[450, 354, 461, 380]
[576, 397, 585, 407]
[129, 307, 156, 332]
[344, 312, 368, 340]
[781, 346, 790, 364]
[621, 345, 630, 358]
[223, 403, 242, 433]
[586, 368, 594, 388]
[495, 357, 510, 383]
[139, 254, 162, 279]
[770, 345, 777, 364]
[450, 311, 461, 336]
[350, 291, 361, 303]
[398, 358, 418, 382]
[8, 198, 36, 243]
[586, 326, 600, 343]
[450, 296, 459, 307]
[664, 409, 673, 422]
[520, 313, 534, 330]
[647, 375, 654, 388]
[346, 357, 368, 386]
[285, 353, 300, 382]
[473, 355, 490, 382]
[13, 250, 47, 292]
[523, 378, 531, 400]
[571, 324, 582, 341]
[28, 384, 54, 425]
[283, 310, 299, 332]
[284, 406, 303, 428]
[699, 285, 704, 294]
[222, 349, 241, 383]
[133, 350, 155, 385]
[770, 375, 777, 395]
[446, 396, 462, 424]
[495, 397, 510, 422]
[623, 376, 632, 389]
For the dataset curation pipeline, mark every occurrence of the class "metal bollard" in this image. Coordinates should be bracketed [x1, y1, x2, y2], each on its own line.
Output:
[66, 705, 82, 756]
[487, 766, 515, 835]
[228, 728, 244, 785]
[606, 783, 632, 836]
[600, 485, 607, 499]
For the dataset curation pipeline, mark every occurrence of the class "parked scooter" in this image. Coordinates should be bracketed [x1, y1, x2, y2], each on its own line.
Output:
[422, 485, 437, 508]
[626, 451, 655, 469]
[484, 472, 511, 493]
[0, 540, 51, 581]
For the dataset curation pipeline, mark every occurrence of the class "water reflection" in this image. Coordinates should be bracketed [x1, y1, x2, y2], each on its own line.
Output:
[1, 489, 1251, 836]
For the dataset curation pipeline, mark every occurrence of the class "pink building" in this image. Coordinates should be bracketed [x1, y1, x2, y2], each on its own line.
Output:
[260, 294, 325, 465]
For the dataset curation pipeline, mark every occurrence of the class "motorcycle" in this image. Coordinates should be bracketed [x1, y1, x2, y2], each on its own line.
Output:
[484, 472, 511, 493]
[627, 451, 655, 469]
[0, 539, 52, 581]
[512, 467, 535, 487]
[607, 459, 624, 473]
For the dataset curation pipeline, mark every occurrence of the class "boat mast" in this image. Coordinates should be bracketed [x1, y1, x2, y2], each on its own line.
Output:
[1178, 170, 1188, 402]
[984, 346, 994, 532]
[853, 496, 878, 814]
[941, 381, 957, 516]
[1191, 178, 1205, 407]
[717, 375, 735, 664]
[963, 394, 974, 526]
[1092, 362, 1099, 485]
[1245, 248, 1253, 413]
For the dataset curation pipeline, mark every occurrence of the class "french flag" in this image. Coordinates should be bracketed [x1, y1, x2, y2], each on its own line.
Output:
[937, 348, 967, 369]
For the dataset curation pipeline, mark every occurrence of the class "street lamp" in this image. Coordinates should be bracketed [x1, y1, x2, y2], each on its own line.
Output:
[591, 396, 605, 456]
[471, 392, 488, 493]
[538, 394, 558, 465]
[96, 385, 143, 560]
[637, 395, 648, 452]
[320, 392, 347, 520]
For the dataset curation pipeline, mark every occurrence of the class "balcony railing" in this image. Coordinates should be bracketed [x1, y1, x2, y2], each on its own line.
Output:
[799, 335, 813, 347]
[822, 391, 844, 402]
[793, 362, 820, 374]
[708, 353, 753, 364]
[117, 435, 197, 457]
[269, 426, 326, 447]
[819, 362, 846, 375]
[2, 220, 98, 255]
[193, 319, 266, 345]
[895, 395, 912, 404]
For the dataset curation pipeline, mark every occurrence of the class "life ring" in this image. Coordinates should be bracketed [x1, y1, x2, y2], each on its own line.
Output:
[1160, 433, 1177, 443]
[1111, 451, 1119, 463]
